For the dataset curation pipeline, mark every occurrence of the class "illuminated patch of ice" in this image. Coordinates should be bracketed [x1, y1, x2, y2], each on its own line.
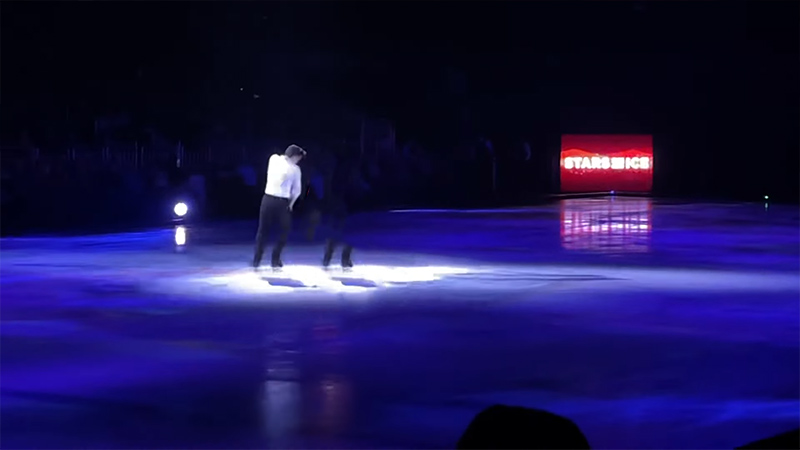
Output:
[340, 265, 470, 284]
[199, 264, 472, 295]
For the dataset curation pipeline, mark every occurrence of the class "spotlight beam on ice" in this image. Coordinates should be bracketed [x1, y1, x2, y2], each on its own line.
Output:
[197, 265, 472, 295]
[149, 262, 798, 303]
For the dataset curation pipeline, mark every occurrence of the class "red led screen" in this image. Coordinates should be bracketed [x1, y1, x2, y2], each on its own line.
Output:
[560, 135, 653, 193]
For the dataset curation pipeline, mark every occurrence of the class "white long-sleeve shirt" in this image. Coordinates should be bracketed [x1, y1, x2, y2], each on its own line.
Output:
[264, 154, 302, 204]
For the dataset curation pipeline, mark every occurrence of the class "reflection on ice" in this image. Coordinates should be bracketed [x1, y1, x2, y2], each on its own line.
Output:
[260, 318, 355, 443]
[561, 197, 652, 253]
[174, 226, 187, 246]
[261, 380, 301, 444]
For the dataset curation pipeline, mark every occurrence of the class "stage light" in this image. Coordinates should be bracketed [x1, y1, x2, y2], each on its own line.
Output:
[764, 195, 769, 201]
[174, 202, 188, 217]
[175, 226, 186, 246]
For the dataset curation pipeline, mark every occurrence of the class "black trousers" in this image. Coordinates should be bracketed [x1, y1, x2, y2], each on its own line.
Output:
[253, 194, 291, 267]
[305, 196, 352, 264]
[322, 218, 353, 265]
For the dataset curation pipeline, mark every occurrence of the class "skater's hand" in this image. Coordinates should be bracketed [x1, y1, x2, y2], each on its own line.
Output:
[287, 204, 293, 212]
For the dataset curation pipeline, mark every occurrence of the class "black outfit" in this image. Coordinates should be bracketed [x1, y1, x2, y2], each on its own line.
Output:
[321, 196, 353, 268]
[252, 194, 291, 268]
[305, 176, 353, 268]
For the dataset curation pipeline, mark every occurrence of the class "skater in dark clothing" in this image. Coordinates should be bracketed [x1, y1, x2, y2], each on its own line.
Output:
[305, 164, 354, 268]
[252, 144, 306, 269]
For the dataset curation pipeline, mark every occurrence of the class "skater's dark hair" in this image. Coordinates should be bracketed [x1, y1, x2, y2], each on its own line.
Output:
[285, 144, 307, 158]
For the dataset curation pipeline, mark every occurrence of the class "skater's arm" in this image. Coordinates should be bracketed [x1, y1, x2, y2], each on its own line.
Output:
[288, 168, 302, 210]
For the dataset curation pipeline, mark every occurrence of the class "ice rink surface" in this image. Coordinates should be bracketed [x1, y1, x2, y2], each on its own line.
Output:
[1, 197, 798, 449]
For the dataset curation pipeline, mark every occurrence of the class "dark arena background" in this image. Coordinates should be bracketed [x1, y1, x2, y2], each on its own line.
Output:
[1, 2, 799, 449]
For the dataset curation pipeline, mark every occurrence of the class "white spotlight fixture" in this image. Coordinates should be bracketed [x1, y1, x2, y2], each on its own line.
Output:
[173, 202, 188, 217]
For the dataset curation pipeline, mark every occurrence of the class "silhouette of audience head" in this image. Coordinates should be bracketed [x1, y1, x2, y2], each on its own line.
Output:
[457, 404, 591, 450]
[737, 428, 799, 450]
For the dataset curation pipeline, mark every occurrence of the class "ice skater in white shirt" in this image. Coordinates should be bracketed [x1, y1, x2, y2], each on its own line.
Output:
[252, 144, 306, 269]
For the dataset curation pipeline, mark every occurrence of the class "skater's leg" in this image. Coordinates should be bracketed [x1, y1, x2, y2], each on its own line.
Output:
[322, 238, 337, 267]
[341, 244, 353, 268]
[333, 205, 354, 268]
[252, 195, 274, 268]
[271, 205, 292, 267]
